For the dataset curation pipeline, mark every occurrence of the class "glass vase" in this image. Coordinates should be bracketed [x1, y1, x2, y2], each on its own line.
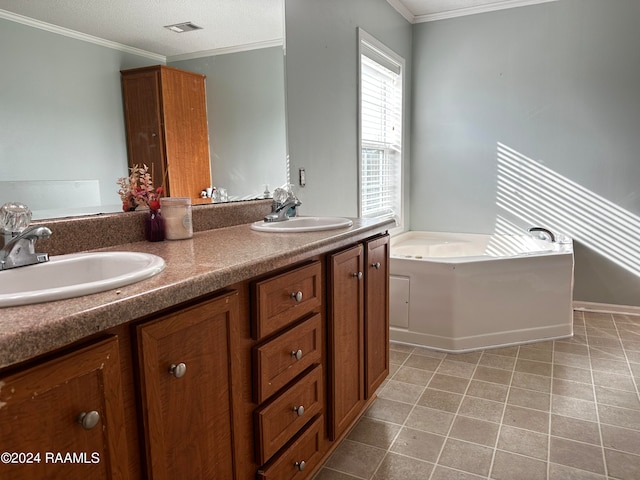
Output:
[145, 210, 165, 242]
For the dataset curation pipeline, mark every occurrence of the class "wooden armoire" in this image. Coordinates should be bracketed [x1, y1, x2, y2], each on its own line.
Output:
[121, 65, 211, 202]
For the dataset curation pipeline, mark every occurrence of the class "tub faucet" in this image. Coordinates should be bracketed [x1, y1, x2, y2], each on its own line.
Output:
[0, 226, 52, 271]
[528, 227, 555, 243]
[264, 189, 301, 222]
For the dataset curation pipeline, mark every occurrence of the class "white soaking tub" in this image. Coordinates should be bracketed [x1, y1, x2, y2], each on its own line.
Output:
[389, 231, 574, 352]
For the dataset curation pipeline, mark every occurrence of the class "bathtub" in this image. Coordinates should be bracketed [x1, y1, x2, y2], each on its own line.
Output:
[389, 231, 574, 352]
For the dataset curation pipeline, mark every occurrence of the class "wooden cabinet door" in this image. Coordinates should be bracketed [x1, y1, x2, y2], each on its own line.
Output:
[137, 292, 238, 480]
[121, 69, 166, 187]
[327, 244, 365, 440]
[364, 234, 390, 398]
[0, 337, 129, 480]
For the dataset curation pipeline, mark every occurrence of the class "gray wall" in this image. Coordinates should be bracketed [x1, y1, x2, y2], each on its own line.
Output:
[285, 0, 412, 219]
[0, 18, 158, 213]
[411, 0, 640, 307]
[170, 47, 288, 200]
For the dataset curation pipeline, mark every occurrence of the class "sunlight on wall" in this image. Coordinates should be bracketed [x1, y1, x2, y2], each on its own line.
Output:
[496, 142, 640, 277]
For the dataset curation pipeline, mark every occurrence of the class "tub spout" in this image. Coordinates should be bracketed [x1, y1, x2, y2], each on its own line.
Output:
[528, 227, 555, 243]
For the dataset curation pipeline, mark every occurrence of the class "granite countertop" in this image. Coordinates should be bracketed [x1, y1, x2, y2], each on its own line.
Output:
[0, 217, 394, 369]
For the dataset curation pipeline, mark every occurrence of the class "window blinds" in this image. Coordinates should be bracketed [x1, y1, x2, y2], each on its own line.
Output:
[360, 43, 403, 220]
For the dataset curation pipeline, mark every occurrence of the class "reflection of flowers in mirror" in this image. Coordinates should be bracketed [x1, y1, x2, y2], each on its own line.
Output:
[117, 164, 164, 212]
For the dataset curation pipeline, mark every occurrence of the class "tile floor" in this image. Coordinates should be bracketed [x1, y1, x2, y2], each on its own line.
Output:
[313, 310, 640, 480]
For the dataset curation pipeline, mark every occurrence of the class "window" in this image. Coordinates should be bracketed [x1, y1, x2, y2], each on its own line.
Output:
[358, 29, 404, 228]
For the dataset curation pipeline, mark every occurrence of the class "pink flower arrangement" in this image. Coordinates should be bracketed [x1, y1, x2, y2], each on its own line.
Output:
[117, 164, 164, 212]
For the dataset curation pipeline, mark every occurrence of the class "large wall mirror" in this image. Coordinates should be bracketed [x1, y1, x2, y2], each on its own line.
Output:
[0, 1, 287, 220]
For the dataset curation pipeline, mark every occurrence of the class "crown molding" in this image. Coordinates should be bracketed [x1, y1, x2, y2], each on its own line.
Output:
[0, 9, 166, 62]
[386, 0, 416, 23]
[167, 38, 284, 62]
[388, 0, 557, 24]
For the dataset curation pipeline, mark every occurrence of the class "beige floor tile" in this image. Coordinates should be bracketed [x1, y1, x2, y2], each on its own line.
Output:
[604, 448, 640, 480]
[437, 359, 477, 379]
[431, 466, 485, 480]
[472, 365, 512, 385]
[490, 450, 547, 480]
[518, 345, 553, 363]
[372, 452, 434, 480]
[507, 386, 550, 411]
[515, 359, 552, 377]
[550, 414, 601, 445]
[324, 439, 386, 479]
[347, 417, 402, 450]
[552, 378, 595, 401]
[417, 388, 463, 413]
[549, 437, 605, 475]
[317, 310, 640, 480]
[598, 404, 640, 430]
[405, 405, 455, 436]
[510, 371, 551, 393]
[594, 385, 640, 410]
[404, 353, 443, 371]
[601, 424, 640, 455]
[390, 342, 415, 353]
[449, 415, 500, 447]
[458, 396, 505, 423]
[548, 463, 606, 480]
[365, 397, 413, 424]
[502, 405, 549, 433]
[466, 379, 509, 402]
[553, 363, 592, 383]
[313, 468, 362, 480]
[478, 353, 516, 371]
[392, 365, 433, 386]
[438, 438, 493, 477]
[551, 395, 598, 422]
[428, 373, 471, 394]
[390, 427, 445, 463]
[378, 379, 425, 404]
[497, 425, 548, 460]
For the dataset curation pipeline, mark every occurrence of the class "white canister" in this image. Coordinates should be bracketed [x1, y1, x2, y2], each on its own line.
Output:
[160, 197, 193, 240]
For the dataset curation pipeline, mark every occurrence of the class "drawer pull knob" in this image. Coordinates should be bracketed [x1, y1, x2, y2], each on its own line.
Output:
[352, 271, 363, 279]
[294, 461, 306, 471]
[293, 405, 305, 416]
[76, 411, 100, 430]
[290, 291, 303, 302]
[371, 262, 381, 269]
[291, 349, 303, 361]
[169, 362, 187, 378]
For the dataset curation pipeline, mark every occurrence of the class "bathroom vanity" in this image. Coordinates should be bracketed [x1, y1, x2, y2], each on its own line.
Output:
[0, 216, 392, 480]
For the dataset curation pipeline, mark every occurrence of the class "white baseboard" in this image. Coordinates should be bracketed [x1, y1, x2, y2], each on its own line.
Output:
[573, 301, 640, 316]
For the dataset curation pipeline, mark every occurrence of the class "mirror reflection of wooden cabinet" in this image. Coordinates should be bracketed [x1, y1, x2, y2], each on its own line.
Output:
[121, 65, 211, 202]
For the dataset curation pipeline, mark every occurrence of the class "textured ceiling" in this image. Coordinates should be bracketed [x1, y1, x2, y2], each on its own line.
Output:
[0, 0, 284, 59]
[0, 0, 556, 59]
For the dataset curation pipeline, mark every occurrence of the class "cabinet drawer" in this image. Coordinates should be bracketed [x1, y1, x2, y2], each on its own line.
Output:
[253, 261, 322, 340]
[255, 365, 324, 465]
[257, 415, 324, 480]
[254, 314, 322, 403]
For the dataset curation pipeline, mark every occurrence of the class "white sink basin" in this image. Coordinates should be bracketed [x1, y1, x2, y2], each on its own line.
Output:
[0, 251, 165, 307]
[251, 216, 353, 233]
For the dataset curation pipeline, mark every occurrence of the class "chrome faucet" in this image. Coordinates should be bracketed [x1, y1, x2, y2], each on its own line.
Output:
[264, 189, 302, 222]
[0, 226, 52, 271]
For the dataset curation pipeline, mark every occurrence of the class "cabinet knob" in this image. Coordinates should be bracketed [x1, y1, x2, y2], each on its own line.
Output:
[294, 461, 306, 471]
[291, 349, 303, 361]
[76, 411, 100, 430]
[293, 405, 305, 417]
[169, 362, 187, 378]
[352, 271, 363, 279]
[290, 291, 303, 302]
[371, 262, 381, 269]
